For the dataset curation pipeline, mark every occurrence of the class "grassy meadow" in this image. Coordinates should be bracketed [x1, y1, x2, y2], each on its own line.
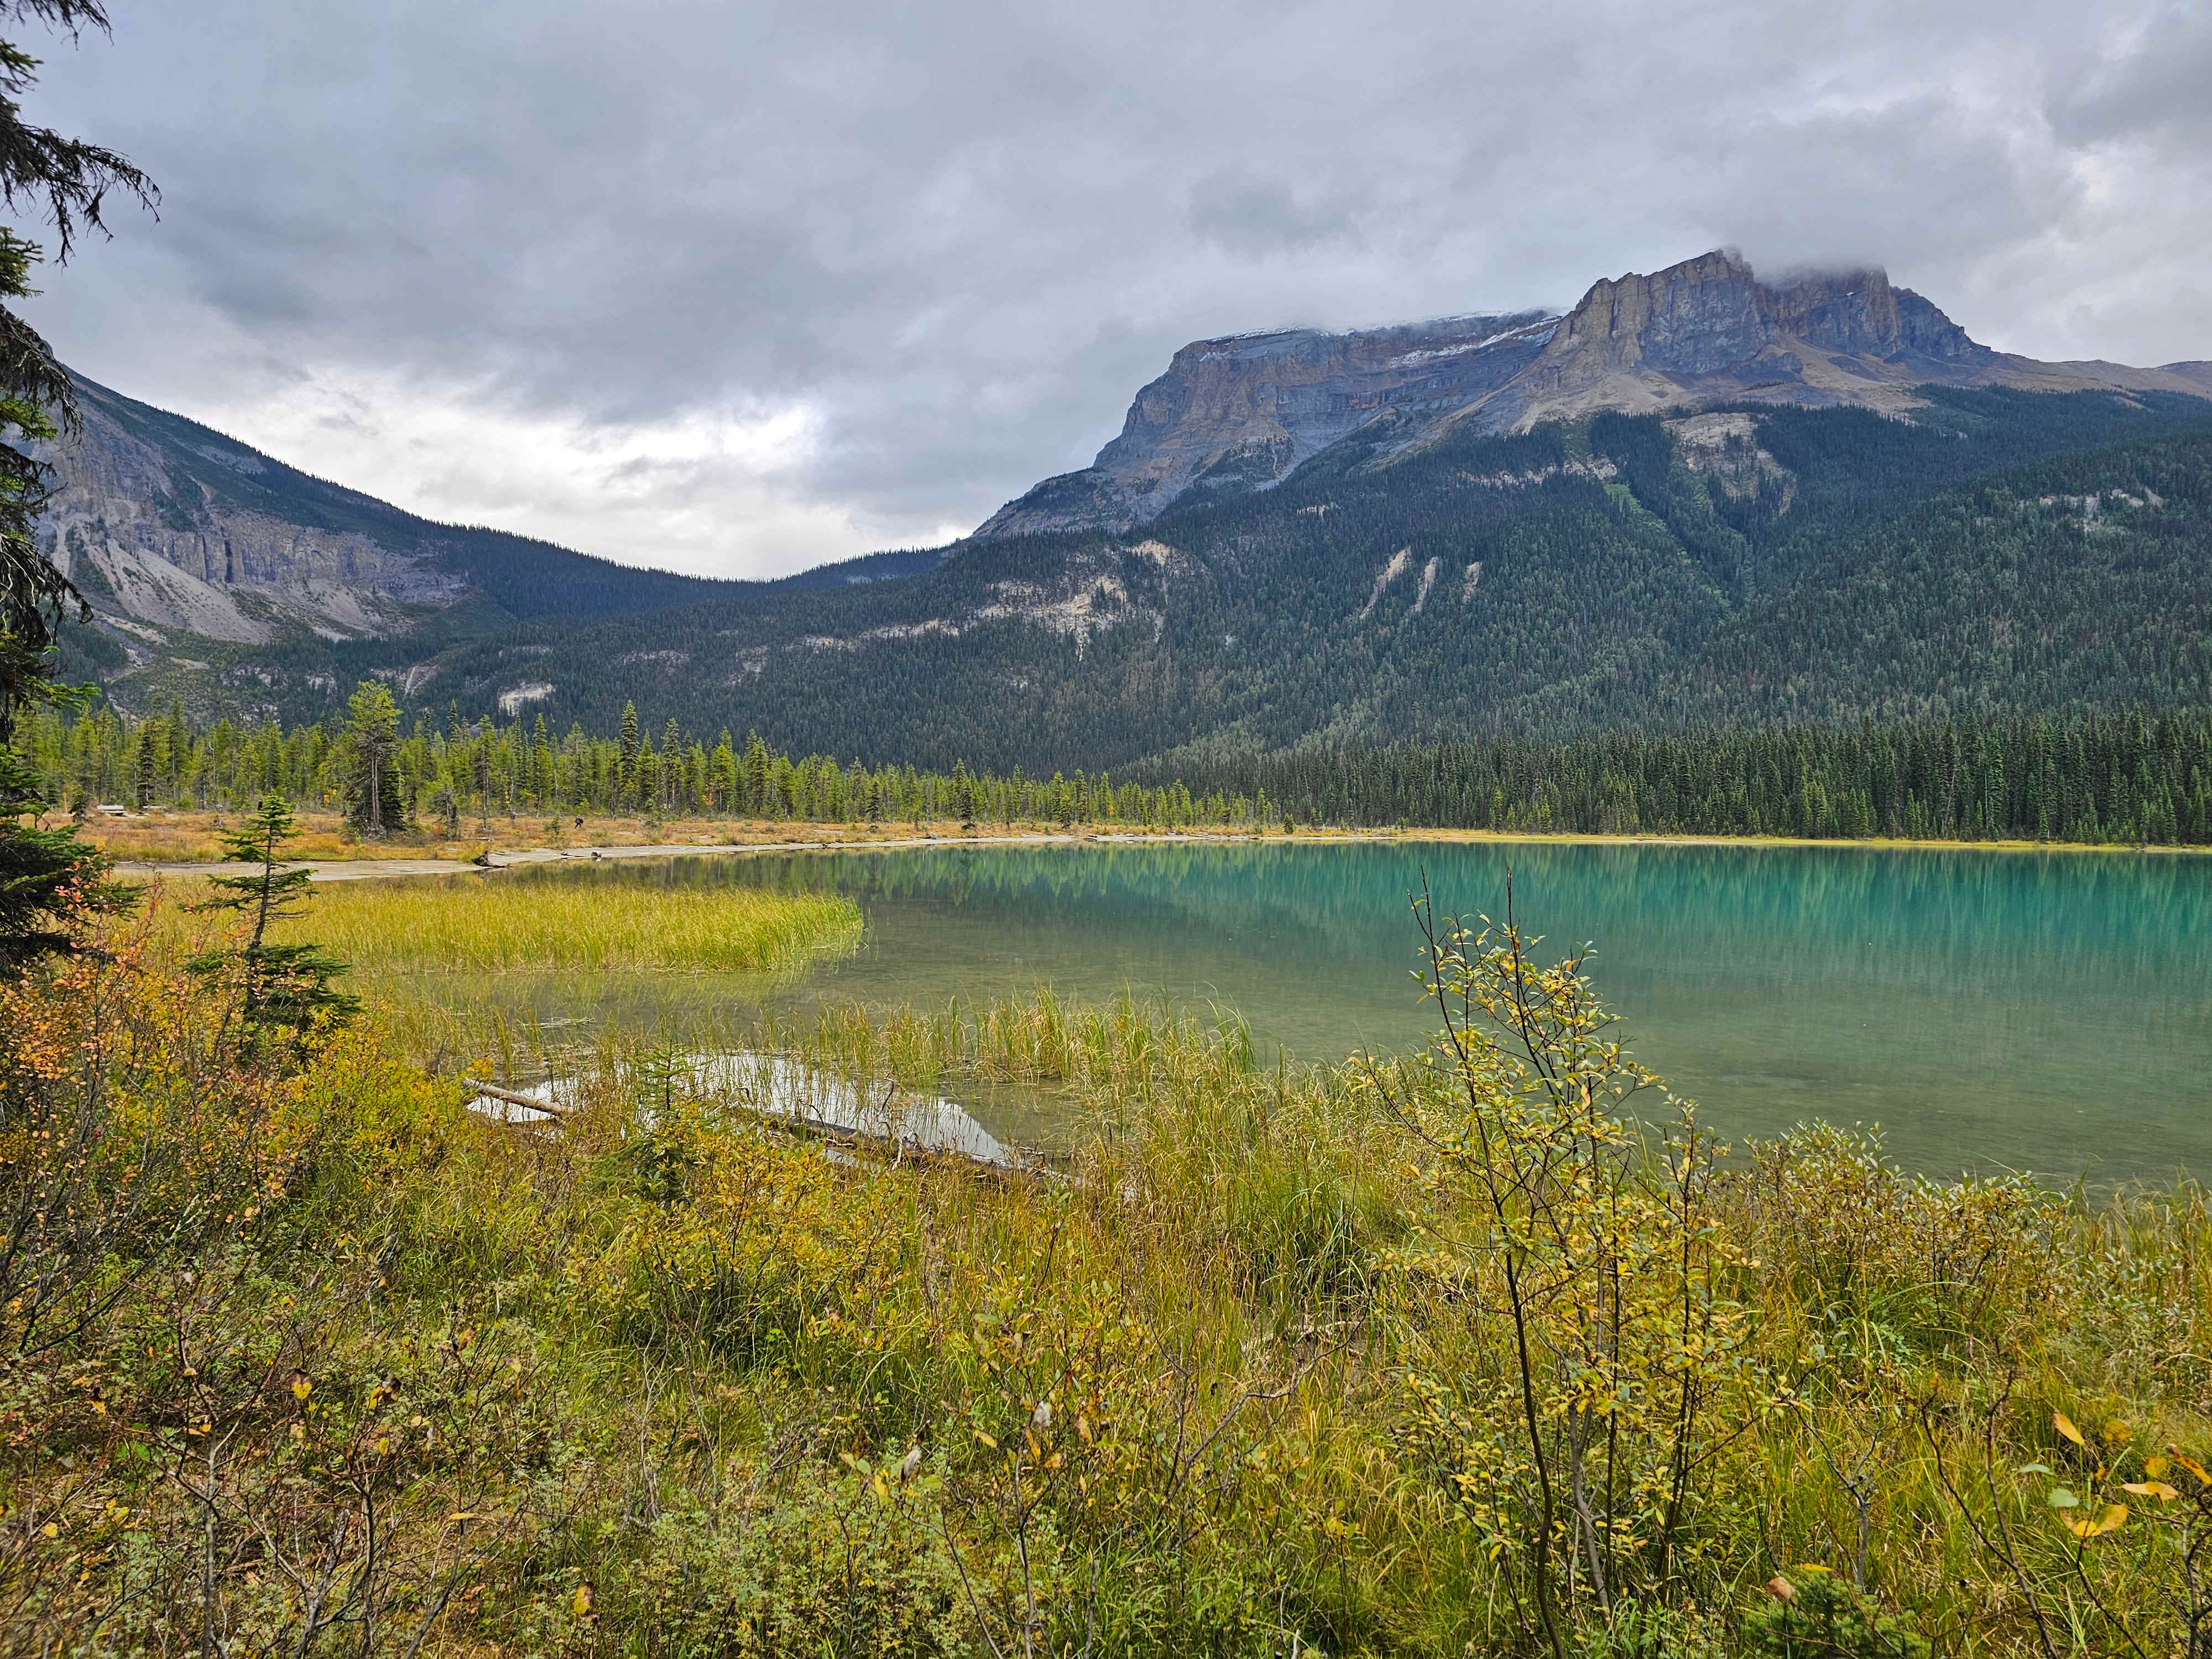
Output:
[4, 872, 2210, 1657]
[81, 808, 1309, 868]
[78, 807, 918, 865]
[273, 873, 865, 975]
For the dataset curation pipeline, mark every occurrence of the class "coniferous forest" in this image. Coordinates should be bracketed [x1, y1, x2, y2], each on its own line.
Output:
[19, 694, 2209, 844]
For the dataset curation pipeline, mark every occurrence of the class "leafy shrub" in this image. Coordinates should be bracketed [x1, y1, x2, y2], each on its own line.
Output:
[608, 1469, 978, 1657]
[1741, 1574, 1929, 1659]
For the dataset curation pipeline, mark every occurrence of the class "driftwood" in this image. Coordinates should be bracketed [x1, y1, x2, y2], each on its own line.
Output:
[462, 1078, 571, 1119]
[755, 1104, 1055, 1182]
[460, 1074, 1049, 1180]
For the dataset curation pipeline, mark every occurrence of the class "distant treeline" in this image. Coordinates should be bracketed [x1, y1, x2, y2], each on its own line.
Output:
[1161, 711, 2212, 844]
[11, 696, 2209, 844]
[7, 696, 1260, 830]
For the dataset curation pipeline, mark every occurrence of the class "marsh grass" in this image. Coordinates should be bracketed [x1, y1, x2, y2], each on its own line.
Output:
[14, 890, 2212, 1656]
[262, 870, 864, 973]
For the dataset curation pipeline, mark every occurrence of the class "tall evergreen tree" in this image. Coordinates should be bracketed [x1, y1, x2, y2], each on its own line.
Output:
[659, 717, 681, 813]
[0, 2, 153, 971]
[0, 1, 155, 726]
[707, 730, 737, 815]
[338, 681, 409, 836]
[743, 731, 770, 815]
[0, 733, 119, 968]
[530, 712, 553, 806]
[617, 700, 640, 805]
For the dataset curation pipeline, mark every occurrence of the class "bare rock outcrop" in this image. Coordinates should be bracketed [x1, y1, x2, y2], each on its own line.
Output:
[975, 249, 2212, 538]
[974, 311, 1556, 537]
[40, 375, 467, 645]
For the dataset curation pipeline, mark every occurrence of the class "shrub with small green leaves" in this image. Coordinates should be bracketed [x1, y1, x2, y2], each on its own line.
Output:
[1741, 1574, 1928, 1659]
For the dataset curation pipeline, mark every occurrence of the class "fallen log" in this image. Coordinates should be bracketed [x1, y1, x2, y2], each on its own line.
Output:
[460, 1058, 1067, 1188]
[462, 1078, 571, 1119]
[462, 1072, 1050, 1179]
[746, 1102, 1057, 1182]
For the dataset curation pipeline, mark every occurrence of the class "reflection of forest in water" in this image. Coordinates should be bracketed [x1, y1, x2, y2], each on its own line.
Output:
[465, 842, 2210, 1179]
[502, 842, 2206, 1015]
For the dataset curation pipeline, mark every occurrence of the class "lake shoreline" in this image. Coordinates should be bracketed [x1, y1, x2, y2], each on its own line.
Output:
[113, 819, 2210, 883]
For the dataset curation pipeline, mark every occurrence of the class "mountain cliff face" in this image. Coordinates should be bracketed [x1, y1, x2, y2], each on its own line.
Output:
[38, 374, 751, 714]
[978, 249, 2212, 536]
[973, 310, 1557, 536]
[44, 377, 468, 645]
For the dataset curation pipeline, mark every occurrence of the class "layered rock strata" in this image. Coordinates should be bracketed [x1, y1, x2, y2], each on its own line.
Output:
[979, 249, 2212, 536]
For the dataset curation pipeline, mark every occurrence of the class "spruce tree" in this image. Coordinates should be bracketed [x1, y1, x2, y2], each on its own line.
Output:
[0, 735, 119, 968]
[708, 731, 737, 815]
[338, 681, 409, 835]
[130, 717, 153, 807]
[0, 2, 156, 724]
[471, 715, 492, 828]
[617, 700, 640, 806]
[0, 6, 155, 971]
[188, 794, 358, 1042]
[743, 732, 770, 815]
[633, 734, 659, 819]
[527, 714, 548, 806]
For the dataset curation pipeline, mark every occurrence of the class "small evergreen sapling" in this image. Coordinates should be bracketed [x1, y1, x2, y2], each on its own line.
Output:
[188, 794, 359, 1040]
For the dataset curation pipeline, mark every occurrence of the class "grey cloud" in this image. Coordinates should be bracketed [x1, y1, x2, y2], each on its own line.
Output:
[1188, 168, 1366, 254]
[11, 0, 2212, 576]
[2052, 4, 2212, 145]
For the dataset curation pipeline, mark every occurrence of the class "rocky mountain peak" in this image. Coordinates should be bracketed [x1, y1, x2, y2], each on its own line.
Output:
[974, 248, 2208, 540]
[973, 308, 1558, 539]
[1520, 249, 1987, 400]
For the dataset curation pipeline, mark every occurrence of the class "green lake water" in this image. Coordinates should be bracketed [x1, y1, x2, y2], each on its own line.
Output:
[430, 839, 2209, 1182]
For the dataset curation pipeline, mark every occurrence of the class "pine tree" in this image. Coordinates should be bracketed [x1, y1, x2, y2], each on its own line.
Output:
[0, 2, 156, 728]
[0, 733, 120, 969]
[471, 715, 493, 827]
[743, 731, 770, 815]
[131, 718, 153, 807]
[633, 734, 660, 818]
[186, 794, 358, 1042]
[618, 700, 640, 805]
[951, 759, 977, 828]
[708, 730, 737, 816]
[338, 681, 409, 835]
[660, 718, 681, 813]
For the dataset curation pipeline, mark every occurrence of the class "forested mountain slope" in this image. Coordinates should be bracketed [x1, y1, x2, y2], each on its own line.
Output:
[409, 386, 2212, 770]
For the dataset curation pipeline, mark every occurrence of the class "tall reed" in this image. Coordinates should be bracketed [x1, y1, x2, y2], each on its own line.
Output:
[270, 873, 863, 973]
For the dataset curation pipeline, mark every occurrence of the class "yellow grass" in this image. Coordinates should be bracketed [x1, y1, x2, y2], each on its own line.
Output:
[88, 807, 2209, 869]
[272, 873, 863, 973]
[86, 808, 1322, 867]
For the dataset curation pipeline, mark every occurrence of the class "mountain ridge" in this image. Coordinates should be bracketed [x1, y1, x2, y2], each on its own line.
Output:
[28, 248, 2212, 768]
[34, 373, 965, 714]
[976, 249, 2212, 538]
[389, 384, 2212, 769]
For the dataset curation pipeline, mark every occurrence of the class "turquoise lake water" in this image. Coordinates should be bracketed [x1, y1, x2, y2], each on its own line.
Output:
[452, 839, 2209, 1182]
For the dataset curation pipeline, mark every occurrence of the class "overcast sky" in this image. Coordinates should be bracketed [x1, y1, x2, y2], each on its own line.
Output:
[19, 0, 2212, 578]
